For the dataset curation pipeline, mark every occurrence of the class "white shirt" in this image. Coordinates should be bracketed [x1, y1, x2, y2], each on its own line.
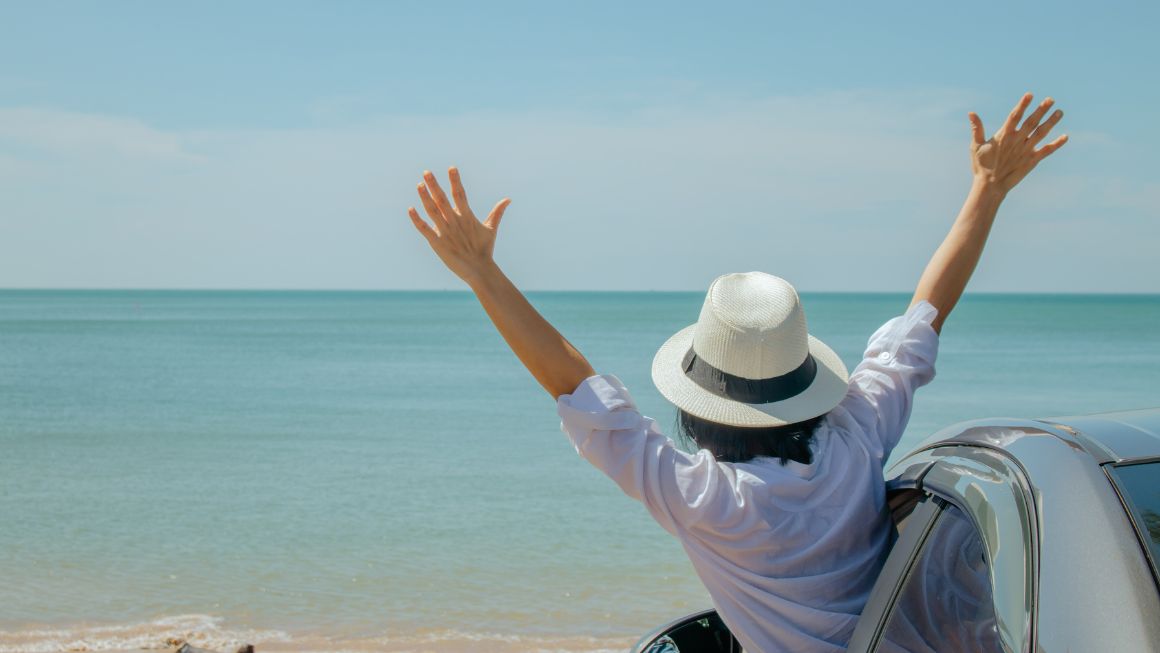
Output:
[556, 300, 940, 653]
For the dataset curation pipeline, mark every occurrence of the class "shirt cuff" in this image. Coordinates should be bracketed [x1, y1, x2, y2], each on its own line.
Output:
[557, 373, 645, 434]
[867, 300, 940, 362]
[908, 299, 939, 327]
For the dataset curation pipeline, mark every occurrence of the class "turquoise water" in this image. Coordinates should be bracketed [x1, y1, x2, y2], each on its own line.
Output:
[1, 291, 1158, 651]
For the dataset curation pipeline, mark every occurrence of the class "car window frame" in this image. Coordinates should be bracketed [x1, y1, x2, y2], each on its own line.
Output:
[849, 444, 1039, 653]
[845, 494, 943, 652]
[876, 500, 1008, 652]
[1104, 456, 1160, 592]
[919, 447, 1038, 653]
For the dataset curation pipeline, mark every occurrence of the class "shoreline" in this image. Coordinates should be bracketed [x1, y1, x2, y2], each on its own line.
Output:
[0, 615, 635, 653]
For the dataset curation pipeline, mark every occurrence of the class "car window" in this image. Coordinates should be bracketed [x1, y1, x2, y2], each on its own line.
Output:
[874, 504, 1003, 653]
[1108, 460, 1160, 585]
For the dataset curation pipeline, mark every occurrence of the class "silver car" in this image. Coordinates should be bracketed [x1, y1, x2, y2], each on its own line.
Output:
[633, 409, 1160, 653]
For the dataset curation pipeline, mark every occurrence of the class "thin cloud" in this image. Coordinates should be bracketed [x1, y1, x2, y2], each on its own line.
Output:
[0, 108, 197, 161]
[0, 92, 1152, 292]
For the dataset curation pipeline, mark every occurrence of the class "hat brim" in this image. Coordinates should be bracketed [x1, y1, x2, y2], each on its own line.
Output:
[651, 324, 850, 428]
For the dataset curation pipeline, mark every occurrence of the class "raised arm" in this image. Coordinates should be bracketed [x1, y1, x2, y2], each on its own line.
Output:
[911, 92, 1068, 333]
[407, 168, 595, 398]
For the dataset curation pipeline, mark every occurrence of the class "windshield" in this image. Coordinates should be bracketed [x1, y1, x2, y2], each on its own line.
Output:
[1109, 461, 1160, 588]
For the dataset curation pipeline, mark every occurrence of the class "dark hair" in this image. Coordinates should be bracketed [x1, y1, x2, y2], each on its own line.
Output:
[676, 409, 823, 465]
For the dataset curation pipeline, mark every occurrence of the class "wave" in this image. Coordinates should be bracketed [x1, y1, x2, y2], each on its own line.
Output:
[0, 615, 629, 653]
[0, 615, 288, 652]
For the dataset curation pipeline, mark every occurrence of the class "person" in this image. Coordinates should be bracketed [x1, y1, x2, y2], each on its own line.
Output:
[405, 92, 1067, 652]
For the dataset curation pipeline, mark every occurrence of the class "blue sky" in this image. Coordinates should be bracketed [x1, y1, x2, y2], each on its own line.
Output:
[1, 1, 1157, 291]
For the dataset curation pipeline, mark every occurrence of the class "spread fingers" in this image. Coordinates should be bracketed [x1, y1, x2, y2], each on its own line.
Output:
[1034, 134, 1069, 160]
[448, 166, 470, 214]
[422, 170, 458, 220]
[417, 182, 449, 227]
[1028, 109, 1064, 146]
[1018, 97, 1054, 136]
[1003, 92, 1033, 135]
[408, 206, 439, 241]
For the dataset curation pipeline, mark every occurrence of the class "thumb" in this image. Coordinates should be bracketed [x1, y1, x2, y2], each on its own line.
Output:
[484, 198, 512, 231]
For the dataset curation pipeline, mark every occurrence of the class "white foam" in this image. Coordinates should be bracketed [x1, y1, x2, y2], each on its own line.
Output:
[0, 617, 631, 653]
[0, 614, 289, 653]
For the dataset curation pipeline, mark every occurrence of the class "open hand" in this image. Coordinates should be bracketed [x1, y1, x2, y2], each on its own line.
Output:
[968, 93, 1068, 195]
[408, 167, 512, 285]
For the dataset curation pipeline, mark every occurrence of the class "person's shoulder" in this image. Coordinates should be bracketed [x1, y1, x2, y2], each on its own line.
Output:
[816, 408, 884, 458]
[818, 401, 863, 437]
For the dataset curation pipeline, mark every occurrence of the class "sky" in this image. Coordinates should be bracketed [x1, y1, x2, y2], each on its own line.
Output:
[1, 1, 1157, 292]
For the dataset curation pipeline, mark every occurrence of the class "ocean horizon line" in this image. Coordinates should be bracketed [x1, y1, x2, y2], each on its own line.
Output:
[2, 287, 1158, 297]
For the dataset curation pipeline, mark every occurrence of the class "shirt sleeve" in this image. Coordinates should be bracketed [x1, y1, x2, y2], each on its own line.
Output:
[556, 373, 745, 537]
[834, 300, 940, 462]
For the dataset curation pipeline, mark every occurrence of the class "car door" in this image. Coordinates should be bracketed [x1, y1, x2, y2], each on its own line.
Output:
[847, 445, 1037, 653]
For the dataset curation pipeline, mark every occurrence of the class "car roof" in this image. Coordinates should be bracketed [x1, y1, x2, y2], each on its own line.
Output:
[1038, 408, 1160, 464]
[909, 408, 1160, 465]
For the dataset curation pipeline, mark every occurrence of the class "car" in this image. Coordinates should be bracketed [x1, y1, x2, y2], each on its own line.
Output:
[632, 408, 1160, 653]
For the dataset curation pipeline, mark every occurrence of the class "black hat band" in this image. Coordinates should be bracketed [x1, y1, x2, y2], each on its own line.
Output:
[681, 347, 818, 404]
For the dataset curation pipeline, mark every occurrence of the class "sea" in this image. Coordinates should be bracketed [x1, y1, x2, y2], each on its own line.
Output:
[1, 290, 1157, 652]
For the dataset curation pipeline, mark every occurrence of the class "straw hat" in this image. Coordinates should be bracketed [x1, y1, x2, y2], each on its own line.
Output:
[651, 272, 850, 427]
